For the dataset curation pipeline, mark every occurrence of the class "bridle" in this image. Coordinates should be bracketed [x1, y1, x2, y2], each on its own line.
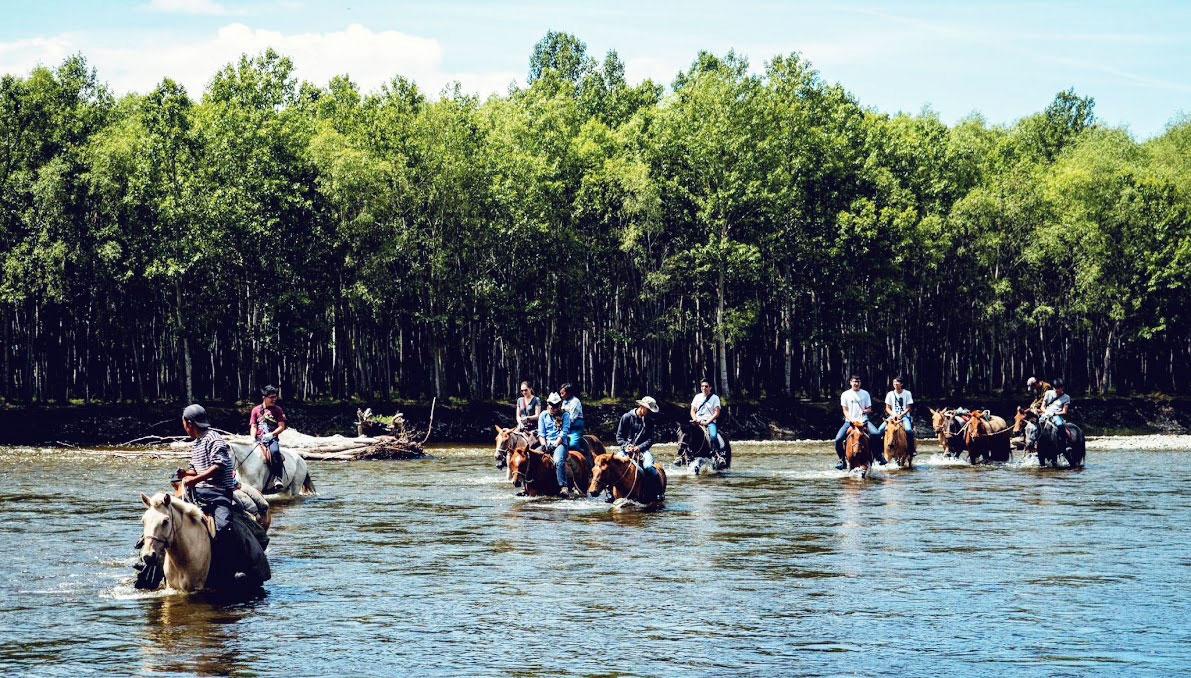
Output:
[143, 502, 180, 552]
[595, 456, 639, 499]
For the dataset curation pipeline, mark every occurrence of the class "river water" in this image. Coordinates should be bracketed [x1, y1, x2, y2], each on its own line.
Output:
[1, 442, 1189, 677]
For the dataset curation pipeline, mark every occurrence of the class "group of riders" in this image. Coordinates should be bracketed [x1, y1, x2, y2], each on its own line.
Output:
[506, 378, 729, 496]
[830, 372, 1076, 470]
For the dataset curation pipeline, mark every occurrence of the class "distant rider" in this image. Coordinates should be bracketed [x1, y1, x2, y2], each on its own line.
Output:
[1026, 376, 1051, 412]
[515, 381, 542, 432]
[248, 385, 287, 483]
[690, 378, 724, 463]
[538, 392, 573, 493]
[617, 396, 660, 483]
[1039, 379, 1071, 440]
[877, 375, 915, 456]
[833, 375, 885, 469]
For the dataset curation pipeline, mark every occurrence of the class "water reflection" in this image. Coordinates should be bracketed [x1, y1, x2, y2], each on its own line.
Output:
[139, 592, 262, 676]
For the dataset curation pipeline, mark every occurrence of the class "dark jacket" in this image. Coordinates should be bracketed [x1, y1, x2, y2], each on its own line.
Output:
[616, 410, 654, 452]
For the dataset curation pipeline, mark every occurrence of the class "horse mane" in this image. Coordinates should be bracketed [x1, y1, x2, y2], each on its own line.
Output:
[151, 492, 205, 523]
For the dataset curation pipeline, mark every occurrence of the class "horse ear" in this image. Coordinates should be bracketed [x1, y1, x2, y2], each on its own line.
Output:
[494, 425, 502, 434]
[141, 493, 151, 507]
[162, 494, 171, 507]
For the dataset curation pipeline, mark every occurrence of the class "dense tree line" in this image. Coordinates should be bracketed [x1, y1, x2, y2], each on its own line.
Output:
[2, 32, 1190, 405]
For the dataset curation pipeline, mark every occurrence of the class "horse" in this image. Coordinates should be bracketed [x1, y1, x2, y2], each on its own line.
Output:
[230, 441, 316, 497]
[135, 492, 216, 592]
[843, 420, 873, 475]
[588, 452, 667, 504]
[930, 407, 969, 458]
[494, 426, 536, 479]
[507, 446, 591, 497]
[674, 421, 732, 474]
[882, 417, 913, 468]
[963, 410, 1012, 464]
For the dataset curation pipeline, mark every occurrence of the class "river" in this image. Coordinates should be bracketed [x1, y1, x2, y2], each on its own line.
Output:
[1, 442, 1189, 677]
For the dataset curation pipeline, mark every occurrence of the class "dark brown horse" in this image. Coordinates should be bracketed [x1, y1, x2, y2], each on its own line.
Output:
[507, 446, 591, 497]
[963, 410, 1012, 464]
[844, 420, 873, 474]
[882, 417, 913, 468]
[588, 452, 667, 503]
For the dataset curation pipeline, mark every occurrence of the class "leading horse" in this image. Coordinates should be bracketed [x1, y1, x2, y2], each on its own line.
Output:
[882, 416, 914, 468]
[674, 421, 732, 474]
[507, 446, 592, 497]
[588, 452, 667, 503]
[843, 420, 873, 475]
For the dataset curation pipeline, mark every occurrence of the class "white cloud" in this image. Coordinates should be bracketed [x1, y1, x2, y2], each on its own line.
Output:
[142, 0, 236, 15]
[0, 23, 523, 100]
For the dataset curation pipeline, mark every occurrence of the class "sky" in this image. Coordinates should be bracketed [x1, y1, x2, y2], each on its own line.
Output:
[2, 0, 1189, 139]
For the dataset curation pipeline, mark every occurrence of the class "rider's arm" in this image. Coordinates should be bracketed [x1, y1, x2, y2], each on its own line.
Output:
[1058, 401, 1069, 416]
[248, 407, 258, 436]
[526, 403, 541, 426]
[637, 419, 654, 452]
[183, 461, 222, 488]
[615, 413, 631, 449]
[690, 404, 698, 421]
[708, 405, 720, 424]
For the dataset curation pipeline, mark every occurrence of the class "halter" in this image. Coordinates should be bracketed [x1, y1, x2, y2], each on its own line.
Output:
[597, 455, 640, 500]
[144, 501, 181, 551]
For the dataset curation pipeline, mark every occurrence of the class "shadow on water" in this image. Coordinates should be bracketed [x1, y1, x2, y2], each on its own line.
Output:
[138, 590, 265, 676]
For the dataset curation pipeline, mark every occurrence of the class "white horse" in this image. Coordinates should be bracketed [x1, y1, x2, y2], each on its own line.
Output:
[136, 492, 215, 592]
[230, 441, 316, 497]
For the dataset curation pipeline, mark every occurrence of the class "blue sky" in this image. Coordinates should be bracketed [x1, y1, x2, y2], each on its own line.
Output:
[2, 0, 1189, 139]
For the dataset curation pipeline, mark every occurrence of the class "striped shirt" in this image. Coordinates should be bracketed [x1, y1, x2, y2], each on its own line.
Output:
[189, 430, 237, 491]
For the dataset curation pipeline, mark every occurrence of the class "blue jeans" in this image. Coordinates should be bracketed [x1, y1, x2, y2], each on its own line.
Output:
[552, 444, 569, 488]
[192, 486, 234, 535]
[567, 420, 585, 451]
[706, 422, 718, 449]
[640, 449, 658, 478]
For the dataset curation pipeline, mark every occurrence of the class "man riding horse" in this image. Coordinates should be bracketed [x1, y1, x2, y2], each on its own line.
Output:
[538, 392, 575, 494]
[833, 375, 887, 470]
[689, 378, 727, 469]
[615, 396, 662, 488]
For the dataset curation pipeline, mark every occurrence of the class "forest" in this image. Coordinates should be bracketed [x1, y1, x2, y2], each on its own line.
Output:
[2, 32, 1189, 405]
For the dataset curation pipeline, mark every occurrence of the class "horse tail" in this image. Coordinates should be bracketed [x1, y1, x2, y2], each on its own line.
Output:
[301, 471, 316, 495]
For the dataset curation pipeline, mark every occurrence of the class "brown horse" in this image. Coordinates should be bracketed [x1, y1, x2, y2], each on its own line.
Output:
[1011, 406, 1034, 449]
[883, 417, 913, 468]
[844, 420, 873, 474]
[963, 410, 1012, 464]
[588, 452, 667, 503]
[507, 446, 591, 497]
[494, 426, 536, 478]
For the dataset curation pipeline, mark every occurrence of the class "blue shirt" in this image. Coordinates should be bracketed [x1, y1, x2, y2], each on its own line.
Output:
[538, 410, 571, 446]
[562, 396, 584, 423]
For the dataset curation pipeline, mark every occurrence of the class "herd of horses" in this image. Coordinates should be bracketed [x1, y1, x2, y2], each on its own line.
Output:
[137, 409, 1086, 595]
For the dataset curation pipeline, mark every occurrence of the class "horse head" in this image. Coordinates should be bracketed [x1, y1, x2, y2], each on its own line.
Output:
[507, 446, 531, 489]
[588, 452, 621, 497]
[494, 426, 513, 464]
[884, 415, 904, 443]
[138, 492, 174, 579]
[1012, 406, 1033, 434]
[966, 410, 988, 444]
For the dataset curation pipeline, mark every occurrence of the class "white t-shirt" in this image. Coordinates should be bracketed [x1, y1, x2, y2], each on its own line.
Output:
[691, 393, 721, 420]
[885, 389, 913, 417]
[1042, 390, 1071, 416]
[840, 389, 872, 420]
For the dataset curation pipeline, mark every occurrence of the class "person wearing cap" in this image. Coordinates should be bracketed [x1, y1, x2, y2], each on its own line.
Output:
[175, 404, 238, 537]
[514, 381, 541, 431]
[689, 379, 723, 458]
[616, 396, 660, 482]
[537, 392, 573, 492]
[1026, 376, 1051, 412]
[558, 383, 585, 454]
[248, 385, 288, 481]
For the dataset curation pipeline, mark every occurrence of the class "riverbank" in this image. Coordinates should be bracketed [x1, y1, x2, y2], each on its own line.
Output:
[4, 395, 1191, 446]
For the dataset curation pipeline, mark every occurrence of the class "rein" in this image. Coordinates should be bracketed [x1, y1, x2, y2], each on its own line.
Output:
[145, 502, 181, 550]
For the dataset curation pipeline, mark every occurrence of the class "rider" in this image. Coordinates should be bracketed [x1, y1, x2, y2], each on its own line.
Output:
[833, 375, 885, 470]
[616, 396, 660, 483]
[177, 404, 237, 540]
[877, 375, 915, 456]
[537, 392, 572, 493]
[690, 378, 724, 462]
[248, 385, 287, 484]
[559, 383, 585, 457]
[515, 381, 542, 432]
[1039, 379, 1071, 440]
[1026, 376, 1052, 412]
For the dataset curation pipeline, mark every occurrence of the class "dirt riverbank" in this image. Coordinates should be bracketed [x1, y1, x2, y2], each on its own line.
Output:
[4, 396, 1191, 446]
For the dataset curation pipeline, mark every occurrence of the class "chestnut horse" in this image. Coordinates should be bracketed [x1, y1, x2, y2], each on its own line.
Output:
[844, 420, 873, 475]
[930, 407, 968, 458]
[883, 417, 913, 468]
[507, 446, 591, 497]
[963, 410, 1012, 464]
[494, 426, 536, 478]
[588, 452, 667, 503]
